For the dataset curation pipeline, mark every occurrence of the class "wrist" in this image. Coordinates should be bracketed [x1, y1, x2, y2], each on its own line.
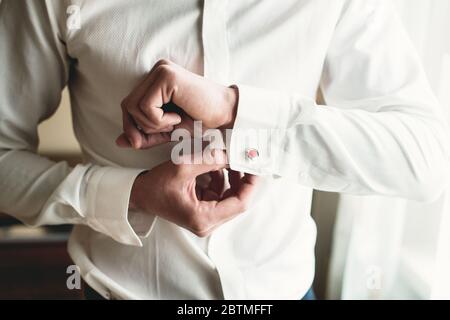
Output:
[221, 85, 239, 129]
[129, 171, 147, 211]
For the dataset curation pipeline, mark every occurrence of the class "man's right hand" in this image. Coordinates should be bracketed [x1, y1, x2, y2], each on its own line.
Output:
[129, 152, 258, 237]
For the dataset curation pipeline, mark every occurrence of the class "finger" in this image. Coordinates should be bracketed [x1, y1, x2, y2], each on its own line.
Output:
[197, 174, 258, 229]
[159, 125, 175, 133]
[177, 149, 228, 177]
[115, 133, 131, 148]
[138, 132, 172, 149]
[195, 184, 203, 200]
[187, 172, 257, 237]
[121, 60, 176, 134]
[138, 81, 182, 129]
[208, 170, 225, 195]
[230, 173, 259, 202]
[174, 115, 196, 135]
[122, 59, 173, 108]
[227, 169, 242, 193]
[199, 196, 245, 230]
[128, 107, 158, 133]
[121, 106, 143, 149]
[196, 187, 220, 202]
[119, 129, 172, 150]
[161, 112, 183, 129]
[202, 190, 220, 201]
[194, 173, 220, 202]
[135, 125, 175, 136]
[222, 172, 258, 201]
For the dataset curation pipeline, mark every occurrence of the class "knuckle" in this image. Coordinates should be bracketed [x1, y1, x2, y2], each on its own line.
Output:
[155, 58, 171, 67]
[123, 120, 132, 131]
[127, 107, 140, 119]
[138, 102, 159, 123]
[149, 114, 162, 126]
[120, 99, 129, 111]
[157, 64, 176, 81]
[141, 127, 154, 134]
[137, 100, 149, 114]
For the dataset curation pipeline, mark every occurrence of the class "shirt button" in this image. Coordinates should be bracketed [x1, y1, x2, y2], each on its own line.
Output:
[245, 148, 259, 160]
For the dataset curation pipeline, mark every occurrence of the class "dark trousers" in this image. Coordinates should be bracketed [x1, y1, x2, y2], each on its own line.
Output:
[84, 284, 106, 300]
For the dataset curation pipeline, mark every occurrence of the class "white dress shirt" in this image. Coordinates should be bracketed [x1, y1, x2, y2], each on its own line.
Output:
[0, 0, 448, 299]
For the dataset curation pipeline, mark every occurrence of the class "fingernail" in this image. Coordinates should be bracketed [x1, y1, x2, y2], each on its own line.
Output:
[116, 137, 130, 148]
[132, 139, 141, 149]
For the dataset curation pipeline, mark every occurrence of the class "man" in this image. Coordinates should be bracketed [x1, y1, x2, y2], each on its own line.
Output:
[0, 0, 448, 300]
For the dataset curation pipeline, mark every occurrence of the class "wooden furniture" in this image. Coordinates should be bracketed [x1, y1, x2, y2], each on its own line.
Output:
[0, 230, 83, 299]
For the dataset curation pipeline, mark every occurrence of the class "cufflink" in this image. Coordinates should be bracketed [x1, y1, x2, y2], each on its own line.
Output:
[245, 148, 259, 160]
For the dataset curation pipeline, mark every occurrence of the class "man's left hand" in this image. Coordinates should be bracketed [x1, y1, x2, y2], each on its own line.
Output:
[116, 59, 238, 149]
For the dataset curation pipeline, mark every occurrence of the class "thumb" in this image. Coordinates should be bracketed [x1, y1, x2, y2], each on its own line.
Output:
[115, 133, 132, 148]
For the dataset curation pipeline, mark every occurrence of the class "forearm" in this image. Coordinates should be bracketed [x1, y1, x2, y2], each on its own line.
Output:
[228, 0, 450, 202]
[0, 149, 72, 225]
[228, 87, 450, 202]
[0, 147, 152, 246]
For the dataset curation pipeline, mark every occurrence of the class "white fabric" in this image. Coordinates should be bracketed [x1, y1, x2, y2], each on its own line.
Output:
[0, 0, 448, 300]
[328, 0, 450, 300]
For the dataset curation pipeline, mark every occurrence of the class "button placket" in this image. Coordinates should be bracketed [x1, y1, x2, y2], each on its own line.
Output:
[202, 0, 230, 84]
[202, 0, 231, 256]
[207, 230, 246, 300]
[202, 0, 246, 299]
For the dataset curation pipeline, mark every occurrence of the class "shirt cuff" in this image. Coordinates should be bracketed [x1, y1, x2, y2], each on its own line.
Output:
[227, 84, 316, 176]
[83, 166, 155, 247]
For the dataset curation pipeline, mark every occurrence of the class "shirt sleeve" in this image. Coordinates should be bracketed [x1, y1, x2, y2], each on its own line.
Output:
[0, 0, 154, 246]
[228, 0, 450, 202]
